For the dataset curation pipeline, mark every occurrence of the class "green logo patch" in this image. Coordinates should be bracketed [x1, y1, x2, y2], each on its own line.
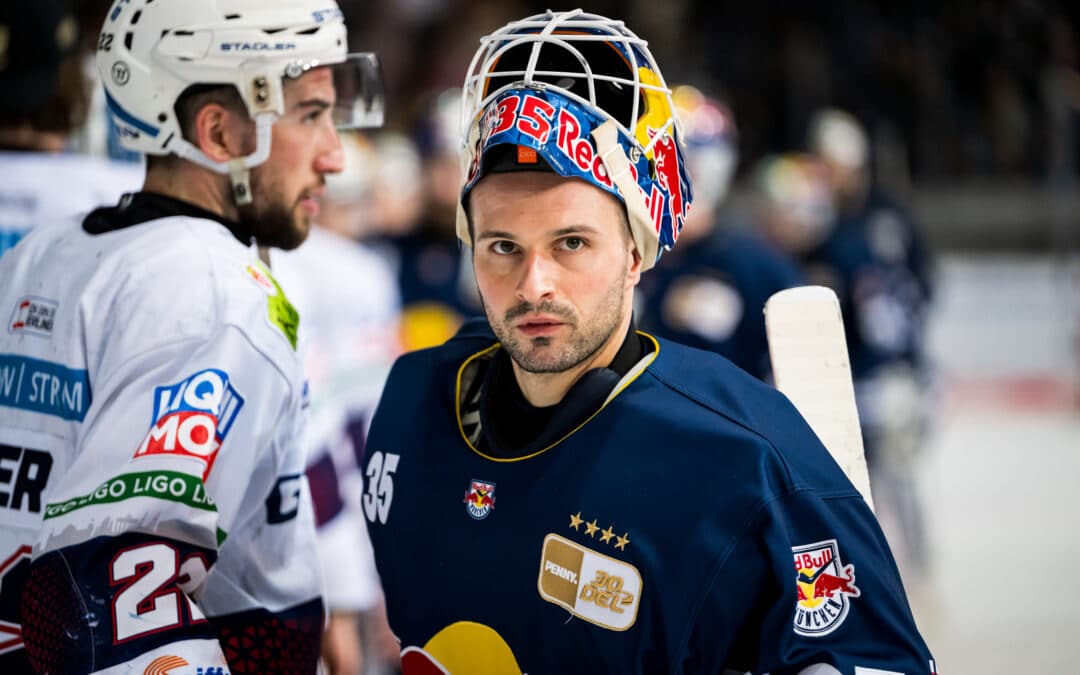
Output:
[267, 287, 299, 350]
[246, 262, 300, 350]
[44, 470, 217, 519]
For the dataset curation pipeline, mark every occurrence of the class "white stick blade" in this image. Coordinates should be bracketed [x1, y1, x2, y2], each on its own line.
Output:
[765, 286, 875, 510]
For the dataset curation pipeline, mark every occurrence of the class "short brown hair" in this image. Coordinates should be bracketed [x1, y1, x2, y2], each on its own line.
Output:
[145, 84, 248, 172]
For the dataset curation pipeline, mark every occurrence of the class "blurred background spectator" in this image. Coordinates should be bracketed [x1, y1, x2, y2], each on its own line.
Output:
[635, 86, 805, 381]
[373, 88, 482, 352]
[0, 0, 141, 257]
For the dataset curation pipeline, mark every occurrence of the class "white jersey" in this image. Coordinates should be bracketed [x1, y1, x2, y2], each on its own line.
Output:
[0, 150, 143, 256]
[0, 194, 322, 674]
[270, 226, 400, 613]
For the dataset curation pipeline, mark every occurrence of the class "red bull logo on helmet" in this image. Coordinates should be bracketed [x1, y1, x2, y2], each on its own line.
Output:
[645, 126, 689, 243]
[792, 538, 861, 637]
[463, 479, 496, 520]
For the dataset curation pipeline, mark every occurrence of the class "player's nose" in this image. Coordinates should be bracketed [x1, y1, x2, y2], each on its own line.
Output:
[516, 250, 556, 303]
[315, 129, 346, 175]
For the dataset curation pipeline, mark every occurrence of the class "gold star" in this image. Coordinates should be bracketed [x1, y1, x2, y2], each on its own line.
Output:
[600, 526, 615, 544]
[615, 532, 630, 550]
[569, 512, 583, 531]
[584, 519, 600, 537]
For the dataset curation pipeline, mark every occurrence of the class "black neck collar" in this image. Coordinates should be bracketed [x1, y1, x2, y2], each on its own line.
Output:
[82, 191, 254, 246]
[477, 321, 650, 458]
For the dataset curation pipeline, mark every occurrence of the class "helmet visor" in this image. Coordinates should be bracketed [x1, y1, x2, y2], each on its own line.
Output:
[326, 52, 385, 129]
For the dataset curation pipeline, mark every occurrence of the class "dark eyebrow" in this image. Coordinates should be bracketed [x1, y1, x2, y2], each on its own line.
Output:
[293, 98, 333, 113]
[475, 230, 517, 242]
[475, 225, 600, 242]
[551, 225, 600, 237]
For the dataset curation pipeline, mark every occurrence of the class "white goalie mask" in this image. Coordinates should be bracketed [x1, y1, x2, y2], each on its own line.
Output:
[457, 9, 693, 271]
[98, 0, 384, 203]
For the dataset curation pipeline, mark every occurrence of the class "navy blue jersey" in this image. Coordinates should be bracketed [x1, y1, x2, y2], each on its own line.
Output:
[363, 330, 935, 674]
[637, 226, 804, 380]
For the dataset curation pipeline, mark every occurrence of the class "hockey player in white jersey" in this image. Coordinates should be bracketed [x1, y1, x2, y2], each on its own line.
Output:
[0, 0, 383, 673]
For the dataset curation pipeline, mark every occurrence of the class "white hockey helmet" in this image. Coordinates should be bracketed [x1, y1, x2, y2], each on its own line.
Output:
[808, 108, 869, 170]
[98, 0, 383, 202]
[457, 9, 693, 271]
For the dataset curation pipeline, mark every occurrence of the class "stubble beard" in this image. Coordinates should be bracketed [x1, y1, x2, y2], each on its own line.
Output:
[244, 170, 310, 251]
[486, 262, 628, 374]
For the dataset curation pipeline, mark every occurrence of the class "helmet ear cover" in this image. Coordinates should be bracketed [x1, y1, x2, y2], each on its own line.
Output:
[455, 10, 694, 271]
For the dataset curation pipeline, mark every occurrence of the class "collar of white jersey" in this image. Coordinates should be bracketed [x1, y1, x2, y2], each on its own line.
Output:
[83, 191, 255, 245]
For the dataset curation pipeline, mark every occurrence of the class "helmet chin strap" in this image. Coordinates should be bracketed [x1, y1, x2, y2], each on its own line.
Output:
[228, 159, 254, 206]
[167, 112, 276, 207]
[593, 120, 659, 271]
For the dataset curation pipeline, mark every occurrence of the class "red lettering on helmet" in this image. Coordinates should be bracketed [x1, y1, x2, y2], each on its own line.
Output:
[517, 95, 556, 143]
[557, 108, 581, 157]
[591, 154, 612, 188]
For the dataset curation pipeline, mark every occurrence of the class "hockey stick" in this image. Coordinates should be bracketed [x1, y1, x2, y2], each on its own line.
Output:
[765, 286, 875, 511]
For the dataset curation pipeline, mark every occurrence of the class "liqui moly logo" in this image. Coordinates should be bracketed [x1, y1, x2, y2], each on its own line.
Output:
[134, 369, 244, 479]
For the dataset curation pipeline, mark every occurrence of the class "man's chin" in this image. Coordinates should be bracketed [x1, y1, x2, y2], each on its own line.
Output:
[508, 341, 579, 374]
[279, 216, 313, 251]
[293, 216, 313, 246]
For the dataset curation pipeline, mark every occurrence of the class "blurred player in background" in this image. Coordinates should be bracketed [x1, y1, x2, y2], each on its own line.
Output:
[636, 86, 804, 379]
[756, 148, 933, 576]
[384, 88, 482, 351]
[0, 0, 383, 671]
[808, 108, 935, 376]
[361, 131, 424, 240]
[0, 0, 142, 257]
[270, 132, 402, 675]
[809, 109, 936, 577]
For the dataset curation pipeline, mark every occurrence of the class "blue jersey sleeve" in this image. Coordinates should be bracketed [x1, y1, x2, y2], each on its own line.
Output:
[687, 491, 934, 674]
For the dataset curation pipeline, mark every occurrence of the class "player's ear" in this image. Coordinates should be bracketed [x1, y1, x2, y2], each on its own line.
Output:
[192, 102, 255, 162]
[626, 236, 643, 287]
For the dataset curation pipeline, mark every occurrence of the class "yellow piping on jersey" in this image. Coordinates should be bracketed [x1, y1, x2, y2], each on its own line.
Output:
[454, 332, 661, 462]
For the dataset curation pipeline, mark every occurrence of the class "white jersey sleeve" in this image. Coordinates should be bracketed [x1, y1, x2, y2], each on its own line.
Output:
[0, 214, 322, 674]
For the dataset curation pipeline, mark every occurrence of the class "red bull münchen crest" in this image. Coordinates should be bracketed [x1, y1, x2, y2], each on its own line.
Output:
[463, 479, 496, 520]
[792, 538, 861, 637]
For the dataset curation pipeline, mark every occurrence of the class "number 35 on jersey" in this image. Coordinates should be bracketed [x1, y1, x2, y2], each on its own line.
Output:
[363, 451, 400, 524]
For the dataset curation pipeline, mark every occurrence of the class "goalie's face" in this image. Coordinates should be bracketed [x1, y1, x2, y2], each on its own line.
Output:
[471, 172, 642, 374]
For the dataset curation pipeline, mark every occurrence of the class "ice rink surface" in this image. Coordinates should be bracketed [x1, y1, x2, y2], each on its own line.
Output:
[897, 254, 1079, 673]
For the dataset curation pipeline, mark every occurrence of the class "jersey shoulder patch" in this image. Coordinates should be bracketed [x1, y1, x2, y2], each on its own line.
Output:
[242, 261, 299, 350]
